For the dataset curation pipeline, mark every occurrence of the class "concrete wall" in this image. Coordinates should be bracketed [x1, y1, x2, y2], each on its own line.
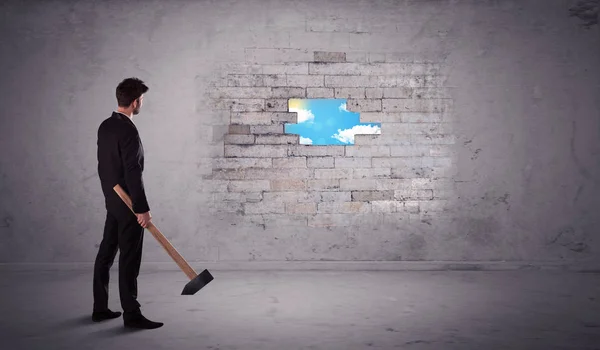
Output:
[0, 0, 598, 264]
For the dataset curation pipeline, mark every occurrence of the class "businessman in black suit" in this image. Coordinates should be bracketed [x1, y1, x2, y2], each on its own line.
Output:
[92, 77, 163, 329]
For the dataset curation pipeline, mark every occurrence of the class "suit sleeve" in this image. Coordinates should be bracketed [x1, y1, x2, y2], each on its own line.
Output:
[121, 131, 150, 213]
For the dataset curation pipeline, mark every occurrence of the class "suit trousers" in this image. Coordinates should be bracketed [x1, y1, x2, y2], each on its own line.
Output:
[93, 210, 144, 314]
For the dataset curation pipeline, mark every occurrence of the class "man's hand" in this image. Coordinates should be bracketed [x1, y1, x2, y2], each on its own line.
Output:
[135, 211, 152, 228]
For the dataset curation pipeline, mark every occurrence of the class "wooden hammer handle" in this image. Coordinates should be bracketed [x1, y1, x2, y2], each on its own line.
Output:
[113, 184, 197, 280]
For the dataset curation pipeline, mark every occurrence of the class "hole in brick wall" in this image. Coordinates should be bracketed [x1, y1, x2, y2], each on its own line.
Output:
[284, 99, 381, 145]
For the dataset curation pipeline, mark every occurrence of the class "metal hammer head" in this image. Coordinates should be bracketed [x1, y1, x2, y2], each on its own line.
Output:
[181, 269, 214, 295]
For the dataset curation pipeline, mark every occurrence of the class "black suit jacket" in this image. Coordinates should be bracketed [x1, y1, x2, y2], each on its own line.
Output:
[97, 112, 150, 217]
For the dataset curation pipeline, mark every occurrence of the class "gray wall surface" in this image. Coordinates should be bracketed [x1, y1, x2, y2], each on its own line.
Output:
[0, 0, 598, 264]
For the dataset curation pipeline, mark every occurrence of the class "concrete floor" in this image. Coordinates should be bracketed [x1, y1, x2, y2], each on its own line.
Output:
[1, 268, 599, 350]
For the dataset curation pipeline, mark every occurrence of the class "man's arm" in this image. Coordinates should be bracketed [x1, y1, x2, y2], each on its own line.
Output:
[121, 131, 150, 214]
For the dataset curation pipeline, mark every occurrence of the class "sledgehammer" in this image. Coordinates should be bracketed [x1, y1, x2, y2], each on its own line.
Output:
[113, 184, 214, 295]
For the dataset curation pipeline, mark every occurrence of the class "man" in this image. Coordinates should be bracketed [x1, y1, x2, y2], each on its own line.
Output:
[92, 77, 163, 329]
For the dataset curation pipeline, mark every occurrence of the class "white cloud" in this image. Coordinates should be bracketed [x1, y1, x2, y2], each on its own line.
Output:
[331, 124, 381, 144]
[299, 136, 313, 144]
[289, 107, 315, 123]
[339, 102, 348, 112]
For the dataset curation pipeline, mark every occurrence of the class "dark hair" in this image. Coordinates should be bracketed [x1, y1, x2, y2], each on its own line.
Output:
[116, 77, 149, 107]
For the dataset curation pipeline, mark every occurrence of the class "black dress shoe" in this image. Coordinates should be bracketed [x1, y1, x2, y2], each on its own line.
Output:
[123, 313, 164, 329]
[92, 309, 122, 322]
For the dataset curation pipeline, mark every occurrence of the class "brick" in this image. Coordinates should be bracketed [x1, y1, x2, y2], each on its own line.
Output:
[307, 87, 334, 98]
[376, 52, 414, 63]
[419, 200, 451, 212]
[211, 99, 264, 112]
[209, 87, 271, 99]
[376, 179, 413, 191]
[365, 88, 384, 99]
[382, 123, 453, 135]
[402, 113, 445, 123]
[271, 87, 306, 98]
[351, 190, 394, 201]
[223, 134, 255, 144]
[345, 52, 368, 63]
[212, 157, 272, 169]
[411, 134, 456, 145]
[373, 157, 423, 168]
[314, 168, 353, 179]
[218, 63, 263, 75]
[245, 48, 313, 64]
[382, 87, 413, 98]
[212, 192, 245, 202]
[228, 124, 250, 134]
[245, 192, 263, 203]
[317, 202, 370, 214]
[412, 178, 455, 190]
[346, 98, 382, 112]
[263, 191, 320, 203]
[228, 180, 270, 192]
[273, 157, 307, 168]
[334, 157, 372, 168]
[227, 75, 264, 87]
[360, 112, 446, 123]
[262, 63, 310, 75]
[371, 200, 399, 213]
[344, 145, 390, 157]
[388, 145, 431, 157]
[250, 125, 284, 134]
[314, 51, 346, 62]
[353, 168, 391, 178]
[212, 168, 310, 180]
[429, 146, 454, 157]
[307, 179, 340, 191]
[224, 145, 288, 158]
[396, 75, 426, 88]
[391, 168, 430, 179]
[260, 214, 309, 227]
[271, 179, 306, 191]
[334, 88, 366, 99]
[289, 145, 345, 157]
[262, 74, 287, 86]
[286, 202, 317, 214]
[286, 75, 324, 87]
[256, 134, 299, 144]
[400, 201, 420, 214]
[430, 166, 456, 178]
[320, 191, 352, 202]
[339, 179, 378, 190]
[424, 75, 447, 87]
[394, 189, 433, 200]
[307, 156, 334, 168]
[353, 135, 386, 146]
[412, 87, 454, 99]
[231, 112, 297, 125]
[244, 201, 285, 214]
[265, 99, 289, 111]
[382, 99, 449, 113]
[325, 75, 396, 88]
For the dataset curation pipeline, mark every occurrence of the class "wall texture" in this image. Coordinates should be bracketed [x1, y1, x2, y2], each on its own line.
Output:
[0, 0, 598, 264]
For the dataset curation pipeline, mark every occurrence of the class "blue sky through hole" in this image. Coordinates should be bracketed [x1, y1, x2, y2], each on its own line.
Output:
[284, 99, 381, 145]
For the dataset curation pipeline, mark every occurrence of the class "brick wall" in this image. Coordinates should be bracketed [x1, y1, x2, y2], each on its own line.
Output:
[201, 50, 456, 233]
